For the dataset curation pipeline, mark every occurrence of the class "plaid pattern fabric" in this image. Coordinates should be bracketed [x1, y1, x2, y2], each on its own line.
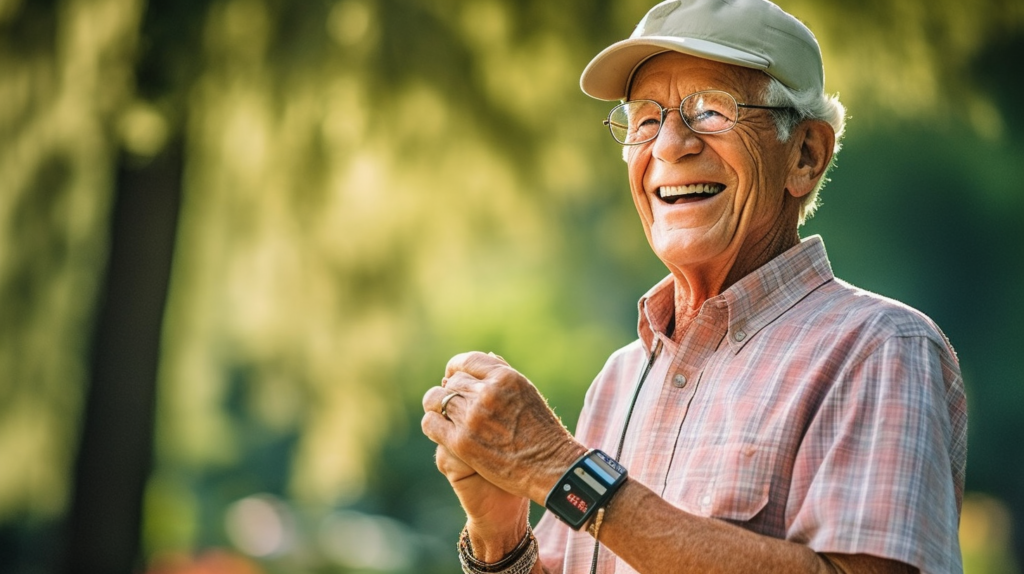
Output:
[536, 236, 967, 574]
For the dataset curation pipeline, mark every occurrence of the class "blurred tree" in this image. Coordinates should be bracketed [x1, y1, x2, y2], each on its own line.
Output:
[0, 0, 145, 571]
[62, 144, 182, 574]
[1, 0, 1023, 572]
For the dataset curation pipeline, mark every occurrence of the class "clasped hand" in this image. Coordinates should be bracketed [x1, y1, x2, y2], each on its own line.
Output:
[421, 351, 585, 544]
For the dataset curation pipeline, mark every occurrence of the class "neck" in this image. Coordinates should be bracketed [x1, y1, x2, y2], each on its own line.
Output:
[670, 225, 800, 343]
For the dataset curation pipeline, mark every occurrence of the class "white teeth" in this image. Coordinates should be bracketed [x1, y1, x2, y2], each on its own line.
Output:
[659, 183, 724, 198]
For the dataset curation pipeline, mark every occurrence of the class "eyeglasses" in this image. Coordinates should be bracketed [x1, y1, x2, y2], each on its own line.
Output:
[603, 90, 792, 145]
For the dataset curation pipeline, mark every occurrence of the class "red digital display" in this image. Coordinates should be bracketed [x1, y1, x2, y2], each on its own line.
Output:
[566, 492, 588, 513]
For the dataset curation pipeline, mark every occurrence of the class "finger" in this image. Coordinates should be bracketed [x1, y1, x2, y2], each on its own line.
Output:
[421, 409, 454, 448]
[421, 385, 448, 415]
[423, 384, 473, 426]
[440, 389, 469, 423]
[442, 370, 481, 395]
[445, 351, 505, 379]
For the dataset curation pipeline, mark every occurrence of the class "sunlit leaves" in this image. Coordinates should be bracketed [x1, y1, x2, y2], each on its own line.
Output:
[778, 0, 1024, 137]
[2, 0, 1024, 570]
[0, 0, 142, 521]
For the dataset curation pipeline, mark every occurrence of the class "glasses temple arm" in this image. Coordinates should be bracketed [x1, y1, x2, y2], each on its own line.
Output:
[736, 103, 793, 111]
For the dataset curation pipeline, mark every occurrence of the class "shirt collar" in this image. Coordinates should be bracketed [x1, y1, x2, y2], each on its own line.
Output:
[636, 235, 834, 353]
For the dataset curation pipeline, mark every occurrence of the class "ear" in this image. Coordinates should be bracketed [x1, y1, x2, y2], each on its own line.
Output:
[785, 120, 835, 198]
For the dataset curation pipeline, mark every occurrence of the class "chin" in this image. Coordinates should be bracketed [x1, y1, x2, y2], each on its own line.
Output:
[650, 228, 725, 269]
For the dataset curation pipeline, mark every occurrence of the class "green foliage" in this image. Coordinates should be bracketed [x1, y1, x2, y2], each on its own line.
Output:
[0, 0, 142, 523]
[1, 0, 1023, 572]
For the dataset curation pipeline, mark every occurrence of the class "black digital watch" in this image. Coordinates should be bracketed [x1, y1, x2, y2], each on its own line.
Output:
[544, 449, 628, 530]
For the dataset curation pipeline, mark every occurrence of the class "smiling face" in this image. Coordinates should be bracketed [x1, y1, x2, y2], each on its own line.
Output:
[625, 52, 807, 298]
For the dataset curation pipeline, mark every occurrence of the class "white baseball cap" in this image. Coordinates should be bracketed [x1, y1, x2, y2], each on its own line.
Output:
[580, 0, 824, 101]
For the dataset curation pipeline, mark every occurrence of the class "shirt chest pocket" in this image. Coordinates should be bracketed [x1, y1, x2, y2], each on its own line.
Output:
[663, 443, 773, 522]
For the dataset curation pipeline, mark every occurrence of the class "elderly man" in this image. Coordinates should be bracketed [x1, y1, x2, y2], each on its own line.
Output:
[421, 0, 967, 573]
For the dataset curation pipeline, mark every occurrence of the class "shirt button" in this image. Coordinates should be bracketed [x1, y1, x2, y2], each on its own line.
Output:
[734, 330, 746, 342]
[700, 494, 712, 508]
[673, 374, 687, 388]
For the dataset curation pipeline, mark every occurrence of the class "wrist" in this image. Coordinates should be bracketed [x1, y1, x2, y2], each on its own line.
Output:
[459, 524, 538, 574]
[465, 500, 529, 563]
[531, 440, 588, 504]
[464, 519, 529, 563]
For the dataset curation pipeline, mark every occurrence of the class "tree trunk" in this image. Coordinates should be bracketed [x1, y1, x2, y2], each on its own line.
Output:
[62, 143, 182, 574]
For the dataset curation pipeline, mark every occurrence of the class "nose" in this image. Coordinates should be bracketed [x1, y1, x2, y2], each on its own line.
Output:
[651, 108, 703, 163]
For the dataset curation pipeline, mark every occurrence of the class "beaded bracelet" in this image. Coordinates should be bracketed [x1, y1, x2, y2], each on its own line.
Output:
[458, 525, 538, 574]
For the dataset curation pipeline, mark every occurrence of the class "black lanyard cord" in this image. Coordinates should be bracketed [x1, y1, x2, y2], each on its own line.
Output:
[589, 338, 662, 574]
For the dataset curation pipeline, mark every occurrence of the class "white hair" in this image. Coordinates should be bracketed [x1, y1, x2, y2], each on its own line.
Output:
[761, 77, 847, 224]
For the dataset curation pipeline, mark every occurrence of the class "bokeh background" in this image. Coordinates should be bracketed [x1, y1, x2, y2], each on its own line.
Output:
[2, 0, 1023, 572]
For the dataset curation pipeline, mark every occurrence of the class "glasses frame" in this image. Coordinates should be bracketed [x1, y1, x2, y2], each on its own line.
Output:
[603, 90, 793, 145]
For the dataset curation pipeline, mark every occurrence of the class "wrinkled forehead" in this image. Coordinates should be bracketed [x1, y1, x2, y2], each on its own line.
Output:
[627, 52, 769, 100]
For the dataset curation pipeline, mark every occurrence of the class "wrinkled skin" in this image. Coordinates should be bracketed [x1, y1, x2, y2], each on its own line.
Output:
[624, 54, 824, 323]
[420, 54, 913, 574]
[421, 352, 584, 560]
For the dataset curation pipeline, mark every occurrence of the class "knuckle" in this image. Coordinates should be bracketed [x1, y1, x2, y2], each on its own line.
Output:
[446, 372, 467, 388]
[445, 351, 473, 374]
[473, 386, 499, 413]
[491, 364, 524, 386]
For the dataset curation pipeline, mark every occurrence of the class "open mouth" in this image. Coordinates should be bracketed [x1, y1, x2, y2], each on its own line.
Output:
[658, 183, 725, 204]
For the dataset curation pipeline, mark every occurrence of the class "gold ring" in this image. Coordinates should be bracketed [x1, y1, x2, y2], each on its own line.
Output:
[440, 391, 462, 421]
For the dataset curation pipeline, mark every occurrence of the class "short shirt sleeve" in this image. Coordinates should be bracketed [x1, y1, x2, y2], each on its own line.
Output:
[786, 334, 967, 573]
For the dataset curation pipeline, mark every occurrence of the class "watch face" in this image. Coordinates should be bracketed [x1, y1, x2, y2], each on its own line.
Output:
[548, 480, 595, 527]
[545, 450, 627, 529]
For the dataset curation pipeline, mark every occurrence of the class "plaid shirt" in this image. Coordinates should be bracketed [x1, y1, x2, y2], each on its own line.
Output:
[536, 236, 967, 574]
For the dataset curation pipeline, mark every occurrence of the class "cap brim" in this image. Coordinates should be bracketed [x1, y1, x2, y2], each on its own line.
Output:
[580, 37, 770, 101]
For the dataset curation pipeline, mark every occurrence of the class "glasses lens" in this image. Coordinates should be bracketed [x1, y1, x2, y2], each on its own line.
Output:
[681, 91, 737, 134]
[609, 100, 663, 144]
